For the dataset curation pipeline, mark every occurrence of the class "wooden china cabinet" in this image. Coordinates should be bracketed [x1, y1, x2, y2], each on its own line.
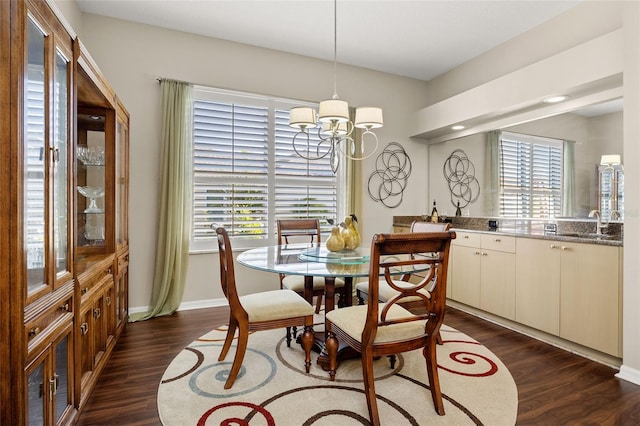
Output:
[1, 1, 130, 424]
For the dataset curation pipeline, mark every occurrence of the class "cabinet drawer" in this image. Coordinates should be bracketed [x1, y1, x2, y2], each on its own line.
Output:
[481, 234, 516, 253]
[79, 267, 113, 302]
[115, 253, 129, 277]
[452, 231, 481, 248]
[25, 295, 73, 350]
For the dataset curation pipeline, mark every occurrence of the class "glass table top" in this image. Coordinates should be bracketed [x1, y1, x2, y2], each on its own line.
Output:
[237, 243, 427, 277]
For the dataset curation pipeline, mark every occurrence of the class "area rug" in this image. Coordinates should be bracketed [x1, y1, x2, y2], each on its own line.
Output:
[158, 320, 517, 425]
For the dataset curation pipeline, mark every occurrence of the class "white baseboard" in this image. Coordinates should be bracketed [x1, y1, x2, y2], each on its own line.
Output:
[128, 298, 229, 317]
[615, 365, 640, 386]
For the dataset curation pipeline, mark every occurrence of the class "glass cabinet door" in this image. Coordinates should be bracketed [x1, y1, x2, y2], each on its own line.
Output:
[53, 333, 72, 423]
[53, 48, 71, 284]
[24, 14, 72, 300]
[598, 164, 624, 221]
[115, 105, 129, 249]
[25, 16, 47, 295]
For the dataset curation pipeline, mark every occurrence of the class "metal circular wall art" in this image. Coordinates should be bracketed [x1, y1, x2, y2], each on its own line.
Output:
[368, 142, 412, 208]
[443, 149, 480, 208]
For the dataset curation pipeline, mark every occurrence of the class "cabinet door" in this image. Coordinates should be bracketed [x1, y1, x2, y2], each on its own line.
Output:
[560, 243, 621, 356]
[25, 324, 74, 426]
[480, 250, 516, 320]
[515, 238, 560, 334]
[115, 102, 130, 250]
[24, 8, 73, 304]
[450, 245, 481, 307]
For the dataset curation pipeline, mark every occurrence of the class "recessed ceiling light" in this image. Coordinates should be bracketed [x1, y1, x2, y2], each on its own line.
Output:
[544, 95, 568, 103]
[451, 125, 465, 130]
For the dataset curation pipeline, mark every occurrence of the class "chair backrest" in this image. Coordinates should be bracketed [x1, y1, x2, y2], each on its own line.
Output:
[363, 231, 456, 346]
[410, 220, 451, 233]
[216, 227, 245, 315]
[277, 219, 322, 245]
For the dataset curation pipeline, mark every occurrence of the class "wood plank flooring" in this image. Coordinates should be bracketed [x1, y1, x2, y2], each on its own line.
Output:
[77, 306, 640, 425]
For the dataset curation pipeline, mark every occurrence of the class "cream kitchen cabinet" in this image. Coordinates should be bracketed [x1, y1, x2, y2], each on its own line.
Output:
[559, 242, 621, 356]
[515, 238, 561, 335]
[516, 237, 621, 356]
[449, 231, 516, 320]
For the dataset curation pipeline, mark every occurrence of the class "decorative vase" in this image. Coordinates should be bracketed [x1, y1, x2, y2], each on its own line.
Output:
[341, 214, 361, 250]
[326, 226, 345, 252]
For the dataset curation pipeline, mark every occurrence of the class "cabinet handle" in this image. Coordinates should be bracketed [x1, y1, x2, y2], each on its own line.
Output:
[80, 322, 89, 335]
[49, 373, 59, 399]
[561, 246, 569, 251]
[473, 251, 481, 255]
[482, 252, 488, 256]
[49, 146, 60, 163]
[106, 296, 111, 306]
[464, 235, 469, 239]
[60, 303, 70, 312]
[82, 287, 88, 295]
[94, 308, 101, 319]
[494, 238, 501, 242]
[28, 327, 41, 337]
[550, 244, 556, 249]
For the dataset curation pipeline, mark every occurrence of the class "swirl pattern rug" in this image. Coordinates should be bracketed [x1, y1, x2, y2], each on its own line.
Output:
[158, 322, 517, 425]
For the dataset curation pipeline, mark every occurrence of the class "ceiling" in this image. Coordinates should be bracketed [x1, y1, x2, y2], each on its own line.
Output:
[76, 0, 582, 82]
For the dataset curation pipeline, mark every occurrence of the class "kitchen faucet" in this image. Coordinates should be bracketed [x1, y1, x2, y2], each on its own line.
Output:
[589, 209, 607, 235]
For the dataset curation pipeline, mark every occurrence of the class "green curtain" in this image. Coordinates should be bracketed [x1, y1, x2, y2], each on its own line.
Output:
[344, 108, 362, 218]
[130, 79, 193, 322]
[485, 130, 501, 216]
[562, 140, 576, 217]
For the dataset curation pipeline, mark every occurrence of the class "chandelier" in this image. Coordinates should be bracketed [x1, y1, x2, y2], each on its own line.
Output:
[289, 0, 383, 173]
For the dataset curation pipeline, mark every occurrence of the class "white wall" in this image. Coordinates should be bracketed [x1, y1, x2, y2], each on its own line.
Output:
[72, 14, 430, 310]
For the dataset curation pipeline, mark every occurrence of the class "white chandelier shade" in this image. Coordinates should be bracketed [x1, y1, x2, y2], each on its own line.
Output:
[318, 99, 350, 123]
[289, 107, 317, 130]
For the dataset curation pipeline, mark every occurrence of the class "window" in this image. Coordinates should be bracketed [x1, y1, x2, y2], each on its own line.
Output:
[499, 131, 563, 218]
[191, 87, 341, 251]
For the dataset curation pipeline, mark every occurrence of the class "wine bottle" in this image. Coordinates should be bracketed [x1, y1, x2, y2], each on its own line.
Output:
[430, 200, 439, 223]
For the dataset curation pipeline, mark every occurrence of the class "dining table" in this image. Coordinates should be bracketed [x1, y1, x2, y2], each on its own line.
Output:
[237, 242, 430, 369]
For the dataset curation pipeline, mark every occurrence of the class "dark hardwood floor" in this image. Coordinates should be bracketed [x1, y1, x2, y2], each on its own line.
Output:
[77, 306, 640, 425]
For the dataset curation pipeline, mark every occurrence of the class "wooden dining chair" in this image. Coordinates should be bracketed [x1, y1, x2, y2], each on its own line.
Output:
[356, 221, 451, 312]
[325, 230, 455, 425]
[215, 227, 315, 389]
[277, 219, 347, 313]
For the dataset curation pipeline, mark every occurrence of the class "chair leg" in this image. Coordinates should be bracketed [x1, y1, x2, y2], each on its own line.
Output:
[325, 330, 339, 381]
[224, 324, 249, 389]
[285, 327, 292, 347]
[300, 324, 314, 373]
[436, 331, 443, 345]
[387, 354, 396, 369]
[424, 339, 445, 415]
[362, 348, 381, 426]
[218, 317, 237, 361]
[315, 294, 323, 314]
[356, 289, 365, 305]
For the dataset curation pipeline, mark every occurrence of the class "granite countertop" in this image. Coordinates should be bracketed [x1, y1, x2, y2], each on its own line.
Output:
[393, 216, 622, 247]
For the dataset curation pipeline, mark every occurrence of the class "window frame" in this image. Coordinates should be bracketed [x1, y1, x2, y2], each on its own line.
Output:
[190, 86, 345, 253]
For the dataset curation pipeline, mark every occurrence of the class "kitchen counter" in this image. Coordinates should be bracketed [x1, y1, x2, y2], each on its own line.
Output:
[393, 216, 622, 247]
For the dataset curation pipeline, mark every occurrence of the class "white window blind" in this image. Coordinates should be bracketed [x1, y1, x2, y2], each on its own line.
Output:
[192, 87, 338, 250]
[499, 131, 563, 218]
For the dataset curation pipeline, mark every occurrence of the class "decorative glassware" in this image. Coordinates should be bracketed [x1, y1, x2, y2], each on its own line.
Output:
[77, 186, 105, 213]
[77, 145, 105, 165]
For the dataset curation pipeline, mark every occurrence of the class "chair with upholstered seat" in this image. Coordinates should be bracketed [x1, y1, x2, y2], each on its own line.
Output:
[216, 227, 315, 389]
[356, 221, 450, 311]
[325, 230, 455, 425]
[277, 219, 347, 313]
